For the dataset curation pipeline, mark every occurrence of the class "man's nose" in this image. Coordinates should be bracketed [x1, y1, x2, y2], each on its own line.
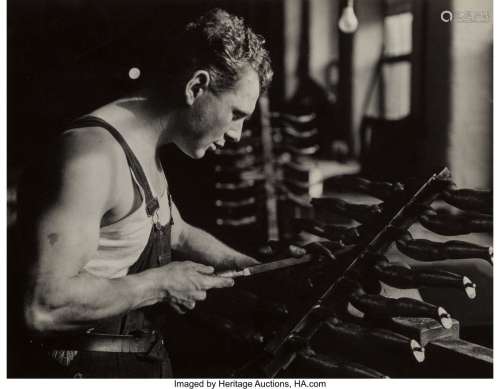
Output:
[226, 122, 244, 143]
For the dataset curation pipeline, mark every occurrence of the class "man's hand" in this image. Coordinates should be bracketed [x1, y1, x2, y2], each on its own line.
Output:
[156, 261, 235, 314]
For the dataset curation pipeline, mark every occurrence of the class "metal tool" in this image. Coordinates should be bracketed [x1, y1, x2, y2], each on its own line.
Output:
[217, 254, 314, 278]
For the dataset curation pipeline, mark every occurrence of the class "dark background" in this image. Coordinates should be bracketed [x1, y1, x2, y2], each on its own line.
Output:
[8, 0, 286, 235]
[7, 0, 284, 170]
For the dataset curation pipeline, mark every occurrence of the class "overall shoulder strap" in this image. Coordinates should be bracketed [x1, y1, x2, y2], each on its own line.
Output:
[68, 115, 159, 217]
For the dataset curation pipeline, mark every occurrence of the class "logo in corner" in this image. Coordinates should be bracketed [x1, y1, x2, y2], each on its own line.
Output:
[441, 10, 453, 23]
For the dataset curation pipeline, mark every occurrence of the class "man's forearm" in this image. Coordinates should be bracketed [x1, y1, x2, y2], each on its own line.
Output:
[27, 268, 164, 333]
[177, 224, 258, 270]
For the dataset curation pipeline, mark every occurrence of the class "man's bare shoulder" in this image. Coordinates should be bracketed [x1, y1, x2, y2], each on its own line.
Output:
[19, 127, 126, 216]
[59, 126, 123, 166]
[49, 128, 124, 192]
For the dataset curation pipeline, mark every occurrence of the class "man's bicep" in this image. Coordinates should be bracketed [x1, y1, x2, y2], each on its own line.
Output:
[25, 148, 114, 279]
[35, 205, 101, 279]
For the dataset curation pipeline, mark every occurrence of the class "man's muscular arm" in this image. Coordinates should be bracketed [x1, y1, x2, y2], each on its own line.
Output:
[21, 132, 232, 334]
[170, 203, 259, 271]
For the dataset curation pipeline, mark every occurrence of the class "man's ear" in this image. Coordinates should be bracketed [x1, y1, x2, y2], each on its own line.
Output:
[185, 70, 210, 105]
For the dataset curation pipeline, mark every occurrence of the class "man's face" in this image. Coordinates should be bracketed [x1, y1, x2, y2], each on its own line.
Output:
[176, 67, 260, 159]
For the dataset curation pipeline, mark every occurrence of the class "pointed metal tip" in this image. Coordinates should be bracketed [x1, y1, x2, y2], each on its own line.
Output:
[410, 339, 426, 363]
[438, 306, 453, 329]
[463, 276, 477, 299]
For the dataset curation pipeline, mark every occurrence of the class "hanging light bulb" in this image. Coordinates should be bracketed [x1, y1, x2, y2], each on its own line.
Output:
[338, 0, 358, 34]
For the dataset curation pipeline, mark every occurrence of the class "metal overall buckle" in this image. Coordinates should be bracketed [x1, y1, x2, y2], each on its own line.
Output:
[152, 204, 162, 231]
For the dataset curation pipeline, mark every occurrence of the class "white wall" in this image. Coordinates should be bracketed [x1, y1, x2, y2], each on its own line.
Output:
[352, 0, 384, 156]
[310, 0, 339, 86]
[283, 0, 302, 99]
[283, 0, 339, 99]
[419, 0, 492, 188]
[448, 0, 493, 188]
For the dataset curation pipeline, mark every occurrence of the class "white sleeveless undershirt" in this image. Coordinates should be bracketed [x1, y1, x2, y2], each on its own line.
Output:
[83, 172, 171, 279]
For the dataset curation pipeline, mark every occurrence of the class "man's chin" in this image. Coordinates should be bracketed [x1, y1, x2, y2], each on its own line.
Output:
[176, 144, 209, 159]
[192, 148, 208, 159]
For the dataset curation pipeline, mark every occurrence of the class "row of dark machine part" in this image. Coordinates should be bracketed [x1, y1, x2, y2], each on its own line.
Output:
[273, 111, 322, 201]
[183, 173, 492, 377]
[259, 173, 492, 377]
[210, 125, 267, 248]
[271, 111, 330, 242]
[266, 176, 492, 378]
[302, 176, 492, 265]
[209, 110, 321, 246]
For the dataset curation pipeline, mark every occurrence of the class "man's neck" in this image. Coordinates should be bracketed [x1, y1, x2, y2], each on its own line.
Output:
[111, 97, 174, 152]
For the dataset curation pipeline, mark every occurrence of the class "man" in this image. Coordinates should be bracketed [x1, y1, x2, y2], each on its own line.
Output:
[15, 8, 273, 378]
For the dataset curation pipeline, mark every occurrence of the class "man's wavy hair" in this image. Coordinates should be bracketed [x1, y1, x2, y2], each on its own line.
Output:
[148, 9, 273, 104]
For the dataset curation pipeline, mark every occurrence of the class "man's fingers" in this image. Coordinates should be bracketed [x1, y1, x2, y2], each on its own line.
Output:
[184, 300, 196, 310]
[201, 275, 235, 289]
[172, 304, 187, 315]
[191, 263, 215, 275]
[191, 290, 207, 301]
[217, 269, 243, 278]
